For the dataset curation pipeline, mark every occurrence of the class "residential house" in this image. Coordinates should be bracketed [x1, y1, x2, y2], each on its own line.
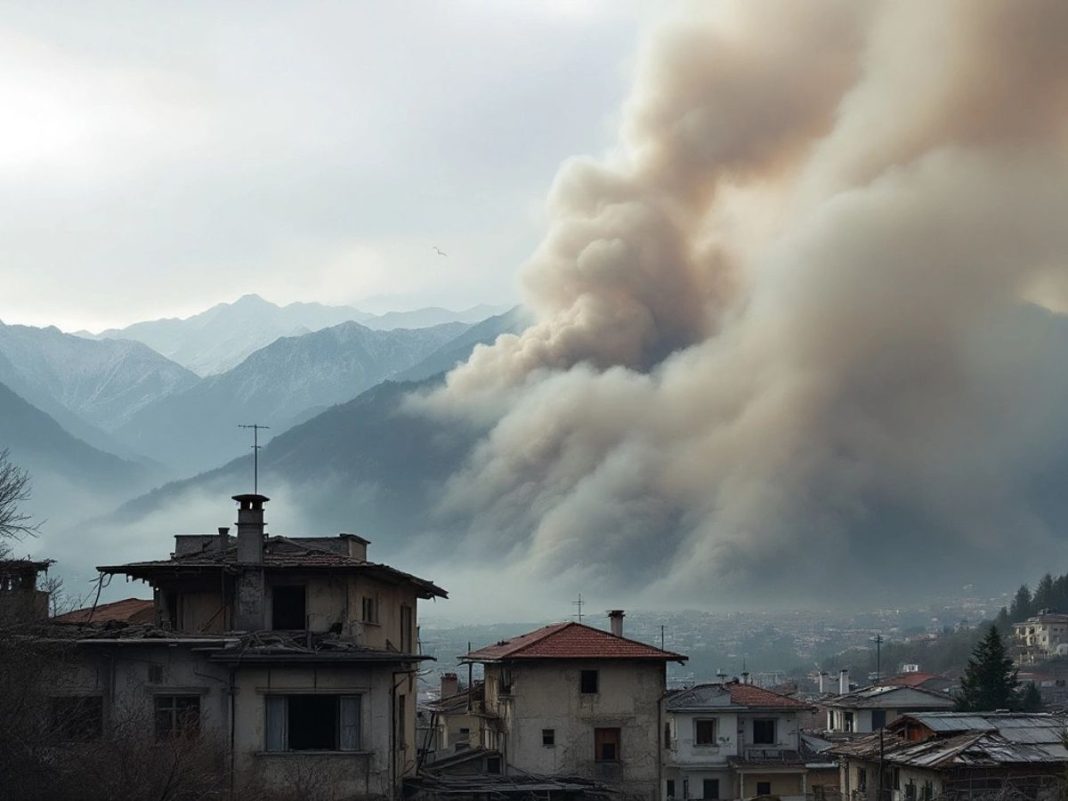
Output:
[663, 681, 815, 801]
[1012, 611, 1068, 665]
[824, 685, 954, 734]
[49, 493, 447, 799]
[0, 558, 52, 624]
[421, 674, 490, 761]
[460, 610, 687, 801]
[833, 712, 1068, 801]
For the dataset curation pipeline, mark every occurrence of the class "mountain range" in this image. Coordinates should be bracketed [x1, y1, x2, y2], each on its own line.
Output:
[113, 319, 473, 475]
[83, 294, 510, 376]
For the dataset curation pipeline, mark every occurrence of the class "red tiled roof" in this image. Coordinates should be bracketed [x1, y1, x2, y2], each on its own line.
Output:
[53, 597, 155, 624]
[878, 672, 941, 688]
[726, 682, 812, 709]
[463, 622, 687, 663]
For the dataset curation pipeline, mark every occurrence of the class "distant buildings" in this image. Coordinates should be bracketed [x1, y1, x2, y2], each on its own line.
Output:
[1012, 611, 1068, 664]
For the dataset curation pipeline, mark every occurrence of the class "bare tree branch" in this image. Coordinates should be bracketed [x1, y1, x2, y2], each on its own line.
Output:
[0, 449, 38, 543]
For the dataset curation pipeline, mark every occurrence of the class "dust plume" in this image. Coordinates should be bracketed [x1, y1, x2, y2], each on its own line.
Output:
[416, 0, 1068, 607]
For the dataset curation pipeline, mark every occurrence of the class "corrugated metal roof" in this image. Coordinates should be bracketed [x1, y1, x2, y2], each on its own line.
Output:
[897, 712, 1068, 742]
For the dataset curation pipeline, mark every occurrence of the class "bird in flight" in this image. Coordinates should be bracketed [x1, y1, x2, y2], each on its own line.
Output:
[433, 246, 448, 257]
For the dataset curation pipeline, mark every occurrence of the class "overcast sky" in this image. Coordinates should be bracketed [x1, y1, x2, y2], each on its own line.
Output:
[0, 1, 666, 332]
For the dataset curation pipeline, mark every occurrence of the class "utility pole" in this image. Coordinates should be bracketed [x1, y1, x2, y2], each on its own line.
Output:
[872, 633, 884, 682]
[238, 424, 270, 494]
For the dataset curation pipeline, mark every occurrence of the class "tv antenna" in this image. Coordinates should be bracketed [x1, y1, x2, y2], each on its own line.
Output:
[572, 593, 584, 623]
[238, 424, 270, 494]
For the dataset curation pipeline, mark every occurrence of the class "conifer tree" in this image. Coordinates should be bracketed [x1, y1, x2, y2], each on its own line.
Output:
[955, 625, 1019, 711]
[1018, 682, 1043, 712]
[1010, 585, 1033, 622]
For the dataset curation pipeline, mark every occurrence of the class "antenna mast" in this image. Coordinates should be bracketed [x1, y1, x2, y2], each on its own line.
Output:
[238, 424, 270, 494]
[572, 593, 584, 623]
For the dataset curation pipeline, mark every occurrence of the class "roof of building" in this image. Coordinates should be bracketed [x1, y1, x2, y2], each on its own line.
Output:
[97, 535, 447, 599]
[426, 682, 485, 715]
[877, 672, 944, 688]
[52, 597, 155, 625]
[823, 684, 955, 709]
[891, 712, 1068, 743]
[667, 682, 813, 712]
[462, 621, 687, 663]
[1014, 612, 1068, 626]
[0, 558, 53, 574]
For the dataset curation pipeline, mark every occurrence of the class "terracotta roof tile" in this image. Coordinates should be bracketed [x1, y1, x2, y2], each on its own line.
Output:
[726, 682, 812, 709]
[464, 622, 686, 663]
[53, 598, 155, 624]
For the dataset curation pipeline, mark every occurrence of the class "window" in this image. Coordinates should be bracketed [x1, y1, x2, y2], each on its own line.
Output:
[580, 670, 599, 694]
[695, 718, 717, 745]
[703, 779, 720, 799]
[594, 727, 621, 762]
[265, 694, 361, 752]
[457, 727, 471, 749]
[752, 719, 776, 745]
[664, 722, 673, 748]
[905, 781, 916, 801]
[756, 782, 772, 796]
[872, 709, 887, 729]
[543, 728, 555, 747]
[858, 768, 867, 791]
[486, 755, 501, 774]
[400, 604, 414, 652]
[51, 696, 103, 741]
[361, 595, 379, 624]
[155, 695, 200, 740]
[272, 585, 306, 630]
[398, 694, 407, 749]
[844, 710, 854, 733]
[147, 664, 164, 684]
[683, 779, 690, 799]
[667, 779, 676, 799]
[499, 668, 513, 695]
[922, 781, 934, 801]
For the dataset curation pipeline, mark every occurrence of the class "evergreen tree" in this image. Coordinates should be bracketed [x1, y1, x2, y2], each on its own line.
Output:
[956, 625, 1019, 711]
[1018, 682, 1043, 712]
[1034, 574, 1055, 611]
[1010, 585, 1033, 622]
[994, 607, 1011, 636]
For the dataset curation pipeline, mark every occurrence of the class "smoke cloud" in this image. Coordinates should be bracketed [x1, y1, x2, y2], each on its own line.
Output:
[415, 0, 1068, 607]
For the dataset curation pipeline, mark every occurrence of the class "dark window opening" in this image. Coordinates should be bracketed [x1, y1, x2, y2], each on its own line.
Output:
[543, 728, 555, 747]
[756, 782, 772, 796]
[664, 722, 672, 748]
[272, 585, 306, 630]
[499, 668, 513, 695]
[400, 604, 414, 652]
[147, 664, 164, 684]
[753, 719, 776, 745]
[486, 755, 501, 774]
[398, 694, 407, 749]
[51, 696, 103, 741]
[289, 695, 337, 750]
[858, 768, 868, 791]
[844, 710, 854, 733]
[594, 726, 620, 762]
[265, 694, 360, 752]
[872, 709, 887, 729]
[703, 779, 720, 799]
[155, 695, 200, 740]
[695, 718, 717, 745]
[580, 669, 599, 694]
[361, 595, 378, 623]
[905, 781, 916, 801]
[667, 780, 676, 799]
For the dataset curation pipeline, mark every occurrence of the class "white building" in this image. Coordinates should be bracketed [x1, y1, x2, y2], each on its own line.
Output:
[461, 610, 687, 801]
[663, 682, 815, 801]
[1012, 611, 1068, 664]
[823, 685, 953, 734]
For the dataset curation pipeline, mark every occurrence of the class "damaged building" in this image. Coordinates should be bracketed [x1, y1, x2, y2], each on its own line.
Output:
[45, 493, 447, 798]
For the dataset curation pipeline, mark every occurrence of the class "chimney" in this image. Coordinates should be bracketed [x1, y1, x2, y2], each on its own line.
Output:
[839, 668, 850, 695]
[440, 672, 459, 699]
[217, 527, 230, 552]
[608, 609, 625, 638]
[817, 671, 827, 694]
[233, 494, 269, 631]
[235, 494, 268, 563]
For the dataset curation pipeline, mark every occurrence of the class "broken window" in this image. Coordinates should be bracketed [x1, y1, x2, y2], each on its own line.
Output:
[361, 595, 379, 624]
[272, 585, 306, 630]
[752, 719, 776, 745]
[265, 694, 361, 752]
[51, 696, 103, 741]
[542, 728, 555, 747]
[695, 718, 717, 745]
[155, 695, 200, 740]
[580, 669, 599, 694]
[594, 727, 620, 762]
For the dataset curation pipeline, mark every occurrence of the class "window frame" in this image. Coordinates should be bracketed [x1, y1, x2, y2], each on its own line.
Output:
[594, 726, 621, 762]
[694, 717, 718, 746]
[756, 781, 772, 797]
[542, 728, 555, 747]
[703, 778, 720, 800]
[271, 584, 307, 630]
[752, 718, 777, 745]
[361, 594, 380, 625]
[580, 669, 599, 695]
[264, 693, 363, 753]
[154, 694, 201, 741]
